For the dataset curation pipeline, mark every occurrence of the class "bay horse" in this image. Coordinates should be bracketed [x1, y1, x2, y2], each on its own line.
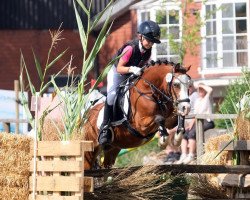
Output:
[83, 60, 192, 169]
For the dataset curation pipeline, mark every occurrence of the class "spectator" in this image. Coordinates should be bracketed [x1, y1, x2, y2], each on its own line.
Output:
[177, 83, 215, 164]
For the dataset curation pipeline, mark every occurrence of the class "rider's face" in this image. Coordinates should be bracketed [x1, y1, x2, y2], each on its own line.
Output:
[141, 36, 154, 49]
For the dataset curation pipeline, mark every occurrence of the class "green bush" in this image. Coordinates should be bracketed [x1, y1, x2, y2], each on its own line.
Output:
[216, 70, 250, 128]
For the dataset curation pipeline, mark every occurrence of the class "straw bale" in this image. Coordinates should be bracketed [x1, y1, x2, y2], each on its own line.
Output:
[41, 118, 84, 141]
[0, 132, 31, 150]
[199, 151, 228, 165]
[0, 186, 29, 200]
[236, 110, 250, 140]
[0, 132, 32, 200]
[204, 133, 232, 152]
[41, 118, 62, 140]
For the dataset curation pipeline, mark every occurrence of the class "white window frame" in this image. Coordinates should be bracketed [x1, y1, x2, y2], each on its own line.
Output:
[200, 0, 250, 75]
[137, 1, 182, 61]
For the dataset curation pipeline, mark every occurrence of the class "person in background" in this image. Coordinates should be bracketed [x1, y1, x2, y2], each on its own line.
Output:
[177, 83, 215, 164]
[98, 20, 161, 147]
[163, 81, 198, 164]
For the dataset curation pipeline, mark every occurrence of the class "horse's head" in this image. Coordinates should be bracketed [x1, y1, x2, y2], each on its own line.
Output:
[165, 63, 191, 116]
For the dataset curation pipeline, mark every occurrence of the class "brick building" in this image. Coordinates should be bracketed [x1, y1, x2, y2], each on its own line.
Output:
[1, 0, 249, 104]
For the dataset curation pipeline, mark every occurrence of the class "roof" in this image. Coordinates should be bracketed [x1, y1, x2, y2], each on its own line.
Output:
[0, 0, 111, 29]
[92, 0, 143, 30]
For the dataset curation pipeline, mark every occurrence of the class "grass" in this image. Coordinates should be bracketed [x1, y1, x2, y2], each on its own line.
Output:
[114, 138, 162, 168]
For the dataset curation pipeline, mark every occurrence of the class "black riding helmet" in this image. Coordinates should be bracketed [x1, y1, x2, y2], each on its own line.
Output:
[138, 20, 161, 44]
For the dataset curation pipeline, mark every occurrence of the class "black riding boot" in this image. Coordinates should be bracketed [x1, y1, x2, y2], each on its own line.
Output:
[98, 102, 113, 146]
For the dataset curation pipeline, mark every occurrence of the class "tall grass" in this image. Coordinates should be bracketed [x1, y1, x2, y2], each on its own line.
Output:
[19, 0, 119, 140]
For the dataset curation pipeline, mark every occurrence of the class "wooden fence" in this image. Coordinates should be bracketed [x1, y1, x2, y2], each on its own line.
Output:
[195, 113, 237, 161]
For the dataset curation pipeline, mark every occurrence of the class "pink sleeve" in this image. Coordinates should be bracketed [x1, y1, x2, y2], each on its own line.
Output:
[120, 46, 133, 63]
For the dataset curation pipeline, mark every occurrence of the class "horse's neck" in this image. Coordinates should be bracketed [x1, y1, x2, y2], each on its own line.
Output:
[143, 64, 171, 82]
[139, 64, 171, 91]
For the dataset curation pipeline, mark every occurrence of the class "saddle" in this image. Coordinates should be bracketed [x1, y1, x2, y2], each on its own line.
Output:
[97, 83, 131, 129]
[97, 76, 156, 140]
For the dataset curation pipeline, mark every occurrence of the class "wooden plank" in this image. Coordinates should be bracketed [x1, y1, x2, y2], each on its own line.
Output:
[29, 176, 82, 192]
[218, 174, 250, 188]
[217, 174, 243, 187]
[195, 114, 237, 120]
[75, 156, 84, 197]
[14, 80, 19, 134]
[30, 160, 82, 172]
[30, 141, 93, 156]
[196, 118, 204, 163]
[220, 140, 250, 151]
[85, 165, 250, 177]
[3, 122, 10, 132]
[0, 118, 28, 123]
[84, 176, 94, 193]
[29, 195, 81, 200]
[81, 141, 94, 152]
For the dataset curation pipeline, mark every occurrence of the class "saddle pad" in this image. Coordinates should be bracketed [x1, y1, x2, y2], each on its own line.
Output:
[97, 89, 130, 129]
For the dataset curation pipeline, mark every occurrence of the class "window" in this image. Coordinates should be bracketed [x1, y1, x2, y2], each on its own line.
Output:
[201, 0, 249, 73]
[137, 3, 182, 62]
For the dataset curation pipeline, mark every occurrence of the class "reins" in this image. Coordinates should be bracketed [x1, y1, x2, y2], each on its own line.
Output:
[115, 61, 190, 140]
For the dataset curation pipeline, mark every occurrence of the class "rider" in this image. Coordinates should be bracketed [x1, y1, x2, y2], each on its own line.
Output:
[98, 20, 161, 147]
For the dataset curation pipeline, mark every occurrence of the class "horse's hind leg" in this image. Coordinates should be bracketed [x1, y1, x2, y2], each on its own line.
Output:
[103, 147, 121, 168]
[84, 147, 101, 170]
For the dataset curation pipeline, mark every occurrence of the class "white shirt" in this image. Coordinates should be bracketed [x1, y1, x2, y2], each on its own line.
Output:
[194, 93, 213, 121]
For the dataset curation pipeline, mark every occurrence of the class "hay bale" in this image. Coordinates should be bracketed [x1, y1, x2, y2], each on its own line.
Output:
[41, 118, 62, 140]
[199, 151, 228, 165]
[0, 187, 28, 200]
[0, 132, 32, 200]
[236, 110, 250, 140]
[204, 133, 232, 152]
[41, 118, 85, 141]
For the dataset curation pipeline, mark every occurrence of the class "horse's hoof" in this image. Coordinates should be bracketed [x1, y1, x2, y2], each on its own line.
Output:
[158, 136, 168, 148]
[174, 133, 183, 145]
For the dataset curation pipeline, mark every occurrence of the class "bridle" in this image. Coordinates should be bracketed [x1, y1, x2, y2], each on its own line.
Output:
[132, 70, 191, 111]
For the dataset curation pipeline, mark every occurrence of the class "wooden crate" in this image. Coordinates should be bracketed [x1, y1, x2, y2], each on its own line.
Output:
[29, 140, 94, 200]
[219, 140, 250, 198]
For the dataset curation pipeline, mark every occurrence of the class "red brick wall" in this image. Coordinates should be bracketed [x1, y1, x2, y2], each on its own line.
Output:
[182, 0, 202, 79]
[0, 30, 95, 90]
[98, 10, 137, 71]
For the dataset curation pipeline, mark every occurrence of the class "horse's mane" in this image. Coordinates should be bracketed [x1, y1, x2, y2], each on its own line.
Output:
[143, 59, 189, 74]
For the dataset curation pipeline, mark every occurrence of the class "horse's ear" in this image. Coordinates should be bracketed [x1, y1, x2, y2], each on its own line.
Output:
[186, 65, 191, 72]
[174, 63, 181, 72]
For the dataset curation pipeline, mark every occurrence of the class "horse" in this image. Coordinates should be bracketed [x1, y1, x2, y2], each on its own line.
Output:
[83, 60, 192, 169]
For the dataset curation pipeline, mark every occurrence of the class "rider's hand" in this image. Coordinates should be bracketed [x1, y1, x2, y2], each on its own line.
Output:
[129, 66, 142, 76]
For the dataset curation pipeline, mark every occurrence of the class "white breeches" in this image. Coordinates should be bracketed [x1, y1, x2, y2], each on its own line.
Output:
[106, 65, 128, 106]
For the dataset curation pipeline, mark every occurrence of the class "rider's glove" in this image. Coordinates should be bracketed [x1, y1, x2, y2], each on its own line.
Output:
[129, 66, 142, 76]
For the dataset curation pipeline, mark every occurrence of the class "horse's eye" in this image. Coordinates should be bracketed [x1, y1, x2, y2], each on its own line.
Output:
[173, 82, 180, 89]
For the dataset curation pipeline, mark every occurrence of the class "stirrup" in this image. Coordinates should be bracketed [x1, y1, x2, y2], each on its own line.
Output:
[98, 127, 112, 146]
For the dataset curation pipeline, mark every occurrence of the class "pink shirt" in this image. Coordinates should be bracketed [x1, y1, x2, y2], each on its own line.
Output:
[121, 46, 133, 63]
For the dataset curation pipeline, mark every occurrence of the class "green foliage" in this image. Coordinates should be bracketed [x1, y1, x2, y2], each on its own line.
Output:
[114, 139, 161, 168]
[19, 27, 68, 139]
[216, 70, 250, 128]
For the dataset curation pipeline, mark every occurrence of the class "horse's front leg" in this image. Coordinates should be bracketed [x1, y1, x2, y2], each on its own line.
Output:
[174, 115, 186, 145]
[103, 147, 121, 168]
[155, 115, 169, 147]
